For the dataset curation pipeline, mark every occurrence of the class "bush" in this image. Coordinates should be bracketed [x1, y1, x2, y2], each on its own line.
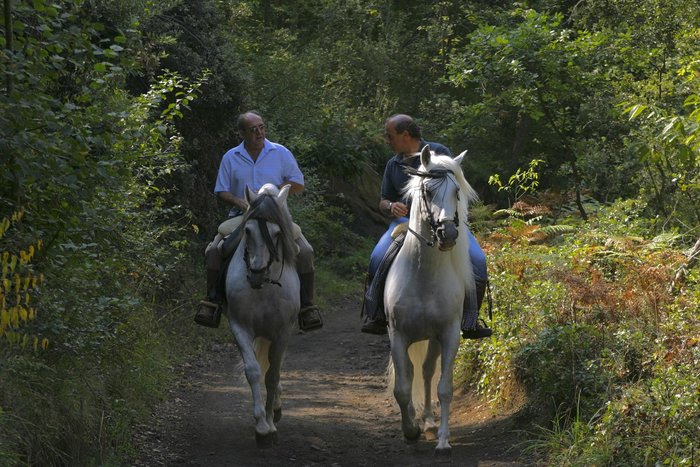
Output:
[514, 324, 609, 421]
[461, 197, 700, 465]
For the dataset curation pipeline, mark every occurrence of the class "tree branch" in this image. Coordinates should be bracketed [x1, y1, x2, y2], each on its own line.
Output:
[669, 235, 700, 293]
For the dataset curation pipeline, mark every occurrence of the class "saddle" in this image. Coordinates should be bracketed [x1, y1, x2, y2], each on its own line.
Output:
[362, 225, 407, 322]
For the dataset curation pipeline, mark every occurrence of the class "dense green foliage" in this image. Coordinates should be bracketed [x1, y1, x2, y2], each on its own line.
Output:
[1, 0, 699, 465]
[460, 196, 699, 465]
[1, 0, 209, 464]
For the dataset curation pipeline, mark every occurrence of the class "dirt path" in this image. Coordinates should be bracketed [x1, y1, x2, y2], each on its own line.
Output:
[133, 294, 527, 466]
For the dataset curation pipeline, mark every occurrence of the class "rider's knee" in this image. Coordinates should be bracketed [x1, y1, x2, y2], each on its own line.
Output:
[296, 244, 314, 274]
[205, 234, 224, 270]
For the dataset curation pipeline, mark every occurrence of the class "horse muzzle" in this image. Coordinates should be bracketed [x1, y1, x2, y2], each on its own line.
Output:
[246, 270, 267, 289]
[436, 221, 458, 251]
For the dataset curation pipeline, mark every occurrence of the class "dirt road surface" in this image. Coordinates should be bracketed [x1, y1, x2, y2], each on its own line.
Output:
[133, 294, 528, 466]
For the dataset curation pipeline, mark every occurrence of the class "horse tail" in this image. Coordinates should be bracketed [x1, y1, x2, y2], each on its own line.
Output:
[235, 338, 271, 383]
[386, 340, 440, 413]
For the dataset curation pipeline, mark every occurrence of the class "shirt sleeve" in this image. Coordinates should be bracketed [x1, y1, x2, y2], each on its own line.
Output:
[380, 161, 399, 201]
[282, 148, 305, 186]
[214, 152, 232, 194]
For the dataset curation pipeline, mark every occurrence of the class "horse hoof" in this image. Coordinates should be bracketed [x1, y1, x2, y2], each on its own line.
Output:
[255, 431, 276, 448]
[404, 427, 421, 444]
[435, 446, 452, 459]
[273, 408, 282, 423]
[423, 425, 438, 441]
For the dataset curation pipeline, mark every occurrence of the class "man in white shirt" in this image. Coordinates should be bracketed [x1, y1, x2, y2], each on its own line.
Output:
[195, 111, 322, 331]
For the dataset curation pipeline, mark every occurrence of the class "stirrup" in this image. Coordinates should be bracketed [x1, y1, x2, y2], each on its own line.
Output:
[298, 305, 323, 331]
[462, 318, 493, 340]
[361, 316, 388, 335]
[194, 300, 222, 328]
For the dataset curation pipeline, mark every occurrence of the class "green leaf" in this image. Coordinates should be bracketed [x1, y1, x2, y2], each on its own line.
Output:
[627, 104, 648, 120]
[662, 118, 679, 136]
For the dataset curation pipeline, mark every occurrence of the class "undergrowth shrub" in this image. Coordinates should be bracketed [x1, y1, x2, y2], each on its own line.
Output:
[456, 240, 569, 407]
[456, 198, 699, 464]
[565, 275, 700, 466]
[0, 57, 209, 464]
[514, 323, 610, 420]
[560, 357, 700, 466]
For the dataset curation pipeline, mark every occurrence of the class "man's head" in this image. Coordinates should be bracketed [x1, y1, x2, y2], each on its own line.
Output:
[384, 114, 422, 155]
[238, 111, 266, 152]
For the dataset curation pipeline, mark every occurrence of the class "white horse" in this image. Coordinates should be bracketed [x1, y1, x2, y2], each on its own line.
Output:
[224, 183, 300, 447]
[384, 145, 478, 457]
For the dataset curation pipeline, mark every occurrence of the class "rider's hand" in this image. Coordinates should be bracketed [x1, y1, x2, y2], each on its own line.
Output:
[391, 202, 408, 217]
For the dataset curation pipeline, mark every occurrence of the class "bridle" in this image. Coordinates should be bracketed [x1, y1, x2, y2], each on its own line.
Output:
[244, 217, 284, 288]
[404, 167, 461, 248]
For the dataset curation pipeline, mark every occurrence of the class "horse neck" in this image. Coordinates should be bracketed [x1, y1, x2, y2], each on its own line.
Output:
[405, 206, 440, 262]
[408, 200, 432, 238]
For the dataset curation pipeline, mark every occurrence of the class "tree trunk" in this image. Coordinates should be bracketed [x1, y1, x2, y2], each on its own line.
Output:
[4, 0, 12, 93]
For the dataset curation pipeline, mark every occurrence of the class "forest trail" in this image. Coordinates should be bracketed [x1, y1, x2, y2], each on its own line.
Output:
[133, 294, 527, 466]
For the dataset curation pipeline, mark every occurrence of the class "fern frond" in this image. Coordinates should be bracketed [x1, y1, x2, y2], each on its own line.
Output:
[537, 224, 576, 237]
[512, 201, 552, 217]
[493, 208, 524, 219]
[646, 232, 683, 250]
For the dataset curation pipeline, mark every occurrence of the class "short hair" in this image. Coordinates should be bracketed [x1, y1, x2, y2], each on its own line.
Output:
[387, 114, 422, 139]
[237, 111, 263, 131]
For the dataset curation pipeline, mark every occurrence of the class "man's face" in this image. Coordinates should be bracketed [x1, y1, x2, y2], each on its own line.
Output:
[384, 123, 407, 154]
[240, 114, 266, 150]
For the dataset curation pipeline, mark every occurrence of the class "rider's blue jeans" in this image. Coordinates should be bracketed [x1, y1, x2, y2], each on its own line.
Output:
[368, 217, 488, 318]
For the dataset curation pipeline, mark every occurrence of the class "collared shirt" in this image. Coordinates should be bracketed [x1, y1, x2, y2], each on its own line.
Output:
[380, 140, 452, 204]
[214, 139, 305, 217]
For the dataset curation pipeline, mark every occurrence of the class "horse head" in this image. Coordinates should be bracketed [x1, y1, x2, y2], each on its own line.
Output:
[242, 184, 297, 288]
[414, 145, 472, 251]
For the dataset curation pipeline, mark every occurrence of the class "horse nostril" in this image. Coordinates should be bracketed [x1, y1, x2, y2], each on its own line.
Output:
[437, 222, 458, 241]
[247, 272, 265, 289]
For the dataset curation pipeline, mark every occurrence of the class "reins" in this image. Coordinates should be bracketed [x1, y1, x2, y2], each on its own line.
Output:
[243, 218, 284, 287]
[404, 167, 461, 248]
[242, 195, 292, 288]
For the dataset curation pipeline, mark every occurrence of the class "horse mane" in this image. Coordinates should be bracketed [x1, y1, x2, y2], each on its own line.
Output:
[241, 185, 298, 263]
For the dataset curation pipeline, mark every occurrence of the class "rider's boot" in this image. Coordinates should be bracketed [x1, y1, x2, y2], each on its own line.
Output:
[194, 267, 223, 328]
[298, 271, 323, 331]
[361, 315, 388, 335]
[461, 278, 493, 339]
[361, 273, 388, 335]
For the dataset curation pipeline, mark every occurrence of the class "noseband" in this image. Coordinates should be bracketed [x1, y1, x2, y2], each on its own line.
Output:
[404, 167, 460, 248]
[244, 217, 283, 287]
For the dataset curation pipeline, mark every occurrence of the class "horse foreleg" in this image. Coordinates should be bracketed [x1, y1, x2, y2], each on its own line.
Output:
[435, 333, 460, 457]
[390, 337, 420, 442]
[265, 340, 286, 435]
[272, 382, 283, 423]
[230, 327, 271, 444]
[421, 340, 441, 440]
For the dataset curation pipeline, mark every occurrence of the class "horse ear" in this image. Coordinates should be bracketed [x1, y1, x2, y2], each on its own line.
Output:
[420, 145, 432, 167]
[277, 184, 290, 203]
[244, 185, 256, 207]
[454, 150, 468, 165]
